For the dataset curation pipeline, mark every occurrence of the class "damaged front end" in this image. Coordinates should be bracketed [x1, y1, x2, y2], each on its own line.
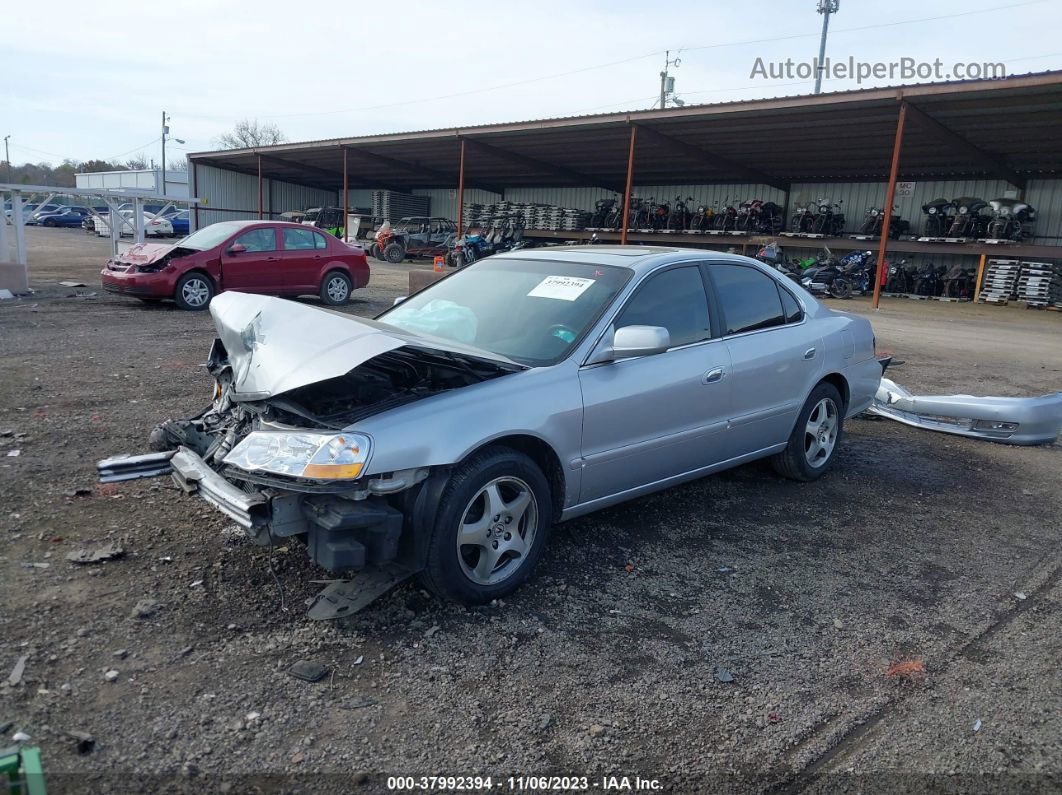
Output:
[97, 292, 523, 618]
[868, 377, 1062, 445]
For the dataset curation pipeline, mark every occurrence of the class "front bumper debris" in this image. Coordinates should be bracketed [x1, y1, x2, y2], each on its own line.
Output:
[97, 451, 175, 482]
[168, 447, 269, 528]
[867, 377, 1062, 445]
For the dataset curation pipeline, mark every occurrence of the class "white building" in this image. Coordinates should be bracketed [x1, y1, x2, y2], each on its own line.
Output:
[75, 168, 188, 197]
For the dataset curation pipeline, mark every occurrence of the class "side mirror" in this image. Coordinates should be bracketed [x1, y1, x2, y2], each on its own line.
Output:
[227, 243, 247, 256]
[588, 325, 671, 364]
[393, 296, 406, 306]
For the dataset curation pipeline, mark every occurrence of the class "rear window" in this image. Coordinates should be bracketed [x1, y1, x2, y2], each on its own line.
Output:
[711, 264, 786, 335]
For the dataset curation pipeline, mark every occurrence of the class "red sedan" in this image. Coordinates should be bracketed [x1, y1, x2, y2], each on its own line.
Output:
[101, 220, 370, 310]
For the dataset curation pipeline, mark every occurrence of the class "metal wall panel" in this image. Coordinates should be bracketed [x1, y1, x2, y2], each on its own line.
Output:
[194, 163, 337, 226]
[412, 188, 501, 220]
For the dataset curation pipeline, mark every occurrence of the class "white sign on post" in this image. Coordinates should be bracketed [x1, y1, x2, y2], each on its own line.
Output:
[895, 181, 916, 197]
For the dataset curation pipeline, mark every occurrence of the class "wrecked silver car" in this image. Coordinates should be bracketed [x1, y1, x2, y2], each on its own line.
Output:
[98, 247, 885, 617]
[868, 377, 1062, 445]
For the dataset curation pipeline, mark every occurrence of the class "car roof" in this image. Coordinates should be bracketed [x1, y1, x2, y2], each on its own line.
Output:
[491, 245, 760, 275]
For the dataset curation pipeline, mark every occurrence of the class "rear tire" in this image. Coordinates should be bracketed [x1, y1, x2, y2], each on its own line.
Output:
[419, 446, 552, 605]
[771, 382, 844, 482]
[319, 270, 352, 305]
[173, 272, 214, 311]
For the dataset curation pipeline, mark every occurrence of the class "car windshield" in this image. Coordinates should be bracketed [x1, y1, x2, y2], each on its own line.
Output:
[178, 222, 245, 251]
[377, 257, 631, 366]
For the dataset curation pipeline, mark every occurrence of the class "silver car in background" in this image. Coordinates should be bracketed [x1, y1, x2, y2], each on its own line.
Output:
[99, 246, 883, 616]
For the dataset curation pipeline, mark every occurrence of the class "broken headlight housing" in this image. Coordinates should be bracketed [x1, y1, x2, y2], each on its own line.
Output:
[224, 431, 371, 480]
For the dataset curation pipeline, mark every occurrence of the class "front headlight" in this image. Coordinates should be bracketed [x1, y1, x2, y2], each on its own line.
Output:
[224, 431, 371, 480]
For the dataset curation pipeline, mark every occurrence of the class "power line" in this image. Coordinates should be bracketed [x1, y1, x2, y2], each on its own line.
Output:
[103, 136, 161, 162]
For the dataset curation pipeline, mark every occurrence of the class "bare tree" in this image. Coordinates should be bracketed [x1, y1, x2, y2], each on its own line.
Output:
[215, 119, 287, 150]
[124, 154, 149, 170]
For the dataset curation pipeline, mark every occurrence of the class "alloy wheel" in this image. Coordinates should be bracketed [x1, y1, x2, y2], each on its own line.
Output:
[181, 277, 210, 308]
[456, 476, 538, 586]
[804, 398, 838, 468]
[326, 276, 349, 302]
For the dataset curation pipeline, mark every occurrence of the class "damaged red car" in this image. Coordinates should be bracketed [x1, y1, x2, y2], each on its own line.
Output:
[100, 220, 370, 310]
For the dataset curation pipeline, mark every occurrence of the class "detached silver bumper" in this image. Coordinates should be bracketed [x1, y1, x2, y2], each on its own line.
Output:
[868, 377, 1062, 445]
[169, 447, 268, 528]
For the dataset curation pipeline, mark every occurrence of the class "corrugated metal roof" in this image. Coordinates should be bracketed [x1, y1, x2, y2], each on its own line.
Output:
[190, 71, 1062, 192]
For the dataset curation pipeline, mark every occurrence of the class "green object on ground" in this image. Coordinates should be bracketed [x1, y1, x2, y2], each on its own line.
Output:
[1, 745, 46, 795]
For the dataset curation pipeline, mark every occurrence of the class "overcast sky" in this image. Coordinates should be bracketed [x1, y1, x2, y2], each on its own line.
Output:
[3, 0, 1060, 167]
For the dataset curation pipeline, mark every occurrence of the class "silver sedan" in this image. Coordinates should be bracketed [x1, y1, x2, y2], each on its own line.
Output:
[99, 247, 884, 616]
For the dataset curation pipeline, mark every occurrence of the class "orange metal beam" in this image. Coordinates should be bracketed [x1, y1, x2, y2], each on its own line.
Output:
[257, 155, 263, 219]
[620, 126, 637, 246]
[456, 139, 466, 239]
[342, 147, 349, 241]
[872, 102, 907, 310]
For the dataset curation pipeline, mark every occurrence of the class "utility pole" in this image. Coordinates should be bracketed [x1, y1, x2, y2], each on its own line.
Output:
[659, 51, 681, 109]
[3, 135, 10, 182]
[814, 0, 840, 94]
[161, 111, 167, 195]
[159, 112, 185, 196]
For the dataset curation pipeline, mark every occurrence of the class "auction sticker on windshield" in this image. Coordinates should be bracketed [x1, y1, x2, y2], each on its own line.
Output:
[528, 275, 595, 301]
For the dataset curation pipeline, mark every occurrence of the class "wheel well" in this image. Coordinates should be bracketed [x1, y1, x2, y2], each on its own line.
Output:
[468, 435, 565, 519]
[819, 372, 850, 412]
[178, 269, 215, 289]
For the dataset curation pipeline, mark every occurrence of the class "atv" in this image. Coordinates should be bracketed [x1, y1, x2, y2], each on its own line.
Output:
[372, 217, 456, 263]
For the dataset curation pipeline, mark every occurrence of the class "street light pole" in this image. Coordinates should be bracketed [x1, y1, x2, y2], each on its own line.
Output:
[814, 0, 840, 95]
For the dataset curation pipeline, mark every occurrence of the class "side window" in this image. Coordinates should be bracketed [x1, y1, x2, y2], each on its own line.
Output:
[313, 231, 328, 249]
[711, 264, 785, 335]
[282, 227, 318, 251]
[235, 228, 276, 252]
[778, 285, 804, 324]
[616, 266, 710, 348]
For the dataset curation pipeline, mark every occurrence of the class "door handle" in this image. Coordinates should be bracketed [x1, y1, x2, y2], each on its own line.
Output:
[702, 367, 726, 384]
[804, 347, 817, 360]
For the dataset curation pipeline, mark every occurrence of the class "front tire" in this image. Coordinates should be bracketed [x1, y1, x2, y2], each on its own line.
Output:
[173, 272, 214, 311]
[384, 242, 405, 264]
[319, 270, 352, 305]
[771, 383, 844, 482]
[420, 446, 552, 605]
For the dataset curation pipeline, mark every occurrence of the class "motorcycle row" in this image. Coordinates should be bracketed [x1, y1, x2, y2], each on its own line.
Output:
[755, 244, 976, 301]
[919, 196, 1036, 241]
[586, 195, 786, 234]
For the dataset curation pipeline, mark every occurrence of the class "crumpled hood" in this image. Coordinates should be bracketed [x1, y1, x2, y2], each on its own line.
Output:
[209, 291, 524, 400]
[113, 242, 175, 266]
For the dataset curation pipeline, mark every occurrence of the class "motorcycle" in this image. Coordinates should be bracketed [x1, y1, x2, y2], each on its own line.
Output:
[800, 251, 852, 299]
[667, 196, 694, 232]
[790, 203, 816, 233]
[755, 243, 802, 283]
[839, 250, 877, 295]
[985, 198, 1036, 241]
[941, 263, 975, 299]
[756, 201, 784, 234]
[858, 204, 908, 239]
[811, 200, 845, 236]
[946, 197, 990, 239]
[912, 263, 945, 297]
[589, 198, 617, 229]
[689, 202, 715, 233]
[714, 199, 738, 232]
[921, 198, 953, 237]
[884, 259, 913, 294]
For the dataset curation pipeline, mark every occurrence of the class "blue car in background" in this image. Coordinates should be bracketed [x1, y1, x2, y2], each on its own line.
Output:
[167, 210, 190, 236]
[38, 206, 94, 227]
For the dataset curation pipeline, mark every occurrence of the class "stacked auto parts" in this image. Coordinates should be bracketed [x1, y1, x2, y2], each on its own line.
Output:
[978, 258, 1022, 304]
[372, 191, 430, 222]
[1016, 261, 1062, 308]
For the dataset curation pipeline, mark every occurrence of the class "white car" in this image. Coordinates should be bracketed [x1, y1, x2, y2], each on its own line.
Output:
[94, 211, 174, 238]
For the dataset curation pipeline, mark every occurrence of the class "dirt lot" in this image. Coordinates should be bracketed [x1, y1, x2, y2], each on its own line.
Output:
[1, 227, 1059, 793]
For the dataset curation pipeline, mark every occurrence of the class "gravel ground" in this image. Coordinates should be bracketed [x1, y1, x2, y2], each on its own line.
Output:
[1, 227, 1059, 794]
